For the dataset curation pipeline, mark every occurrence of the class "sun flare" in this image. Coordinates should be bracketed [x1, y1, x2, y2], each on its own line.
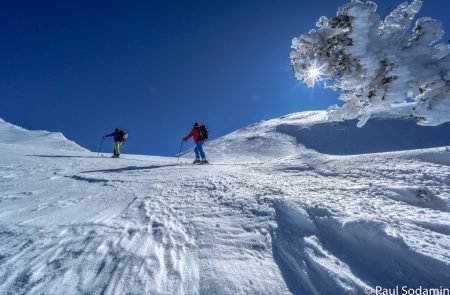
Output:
[305, 62, 324, 86]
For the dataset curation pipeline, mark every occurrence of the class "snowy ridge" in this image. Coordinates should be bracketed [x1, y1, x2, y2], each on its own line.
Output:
[201, 110, 450, 162]
[0, 113, 449, 294]
[0, 118, 87, 151]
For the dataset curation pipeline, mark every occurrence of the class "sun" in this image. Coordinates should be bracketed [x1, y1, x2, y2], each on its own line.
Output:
[305, 62, 324, 86]
[309, 66, 321, 80]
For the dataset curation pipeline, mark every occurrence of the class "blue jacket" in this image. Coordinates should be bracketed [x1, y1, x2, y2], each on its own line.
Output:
[105, 131, 123, 142]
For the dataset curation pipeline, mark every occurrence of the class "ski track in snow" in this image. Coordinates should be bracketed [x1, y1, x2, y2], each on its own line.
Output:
[1, 141, 450, 294]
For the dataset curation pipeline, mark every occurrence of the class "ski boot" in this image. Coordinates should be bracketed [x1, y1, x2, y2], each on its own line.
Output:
[193, 159, 201, 164]
[200, 159, 209, 164]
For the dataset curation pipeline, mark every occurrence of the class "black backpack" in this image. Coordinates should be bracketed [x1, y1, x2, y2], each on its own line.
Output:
[197, 125, 209, 141]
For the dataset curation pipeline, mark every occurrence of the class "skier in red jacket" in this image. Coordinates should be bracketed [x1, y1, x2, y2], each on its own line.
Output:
[183, 122, 208, 164]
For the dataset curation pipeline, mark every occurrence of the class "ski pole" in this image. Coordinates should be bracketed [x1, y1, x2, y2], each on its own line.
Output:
[98, 137, 105, 157]
[177, 140, 184, 164]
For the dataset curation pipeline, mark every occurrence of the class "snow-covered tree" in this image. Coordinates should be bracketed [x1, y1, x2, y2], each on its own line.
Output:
[290, 0, 450, 126]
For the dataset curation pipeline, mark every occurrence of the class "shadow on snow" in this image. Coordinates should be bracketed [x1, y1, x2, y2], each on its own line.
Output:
[82, 164, 178, 174]
[26, 155, 100, 159]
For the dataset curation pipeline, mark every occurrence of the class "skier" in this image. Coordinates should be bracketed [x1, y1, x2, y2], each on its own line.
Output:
[103, 128, 127, 158]
[183, 122, 208, 164]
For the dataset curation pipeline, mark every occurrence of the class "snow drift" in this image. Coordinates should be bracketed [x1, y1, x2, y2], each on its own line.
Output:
[0, 115, 449, 294]
[290, 0, 450, 127]
[0, 118, 87, 151]
[202, 110, 450, 161]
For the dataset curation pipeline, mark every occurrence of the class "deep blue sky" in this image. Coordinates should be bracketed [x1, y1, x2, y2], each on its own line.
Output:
[2, 0, 450, 156]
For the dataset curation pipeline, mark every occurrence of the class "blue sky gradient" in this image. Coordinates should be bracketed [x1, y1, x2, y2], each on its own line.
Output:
[2, 0, 450, 155]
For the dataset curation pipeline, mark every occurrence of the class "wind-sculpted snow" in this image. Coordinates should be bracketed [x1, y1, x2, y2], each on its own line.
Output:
[201, 110, 450, 160]
[0, 118, 87, 151]
[1, 115, 450, 294]
[290, 0, 450, 126]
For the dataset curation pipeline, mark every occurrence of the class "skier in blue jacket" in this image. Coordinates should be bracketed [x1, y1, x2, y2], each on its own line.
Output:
[104, 128, 127, 158]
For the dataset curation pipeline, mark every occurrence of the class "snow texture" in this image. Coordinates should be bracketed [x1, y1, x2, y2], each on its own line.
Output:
[0, 119, 87, 151]
[290, 0, 450, 127]
[0, 115, 449, 294]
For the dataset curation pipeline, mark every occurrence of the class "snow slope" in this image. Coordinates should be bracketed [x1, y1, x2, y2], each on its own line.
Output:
[201, 110, 450, 161]
[0, 118, 87, 151]
[0, 116, 449, 295]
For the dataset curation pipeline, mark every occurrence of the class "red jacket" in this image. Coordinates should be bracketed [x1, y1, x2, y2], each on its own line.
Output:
[184, 127, 201, 143]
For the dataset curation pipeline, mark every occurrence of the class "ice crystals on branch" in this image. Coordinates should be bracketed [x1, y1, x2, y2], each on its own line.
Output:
[290, 0, 450, 127]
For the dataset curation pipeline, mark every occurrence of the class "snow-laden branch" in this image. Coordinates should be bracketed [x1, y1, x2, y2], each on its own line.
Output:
[290, 0, 450, 126]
